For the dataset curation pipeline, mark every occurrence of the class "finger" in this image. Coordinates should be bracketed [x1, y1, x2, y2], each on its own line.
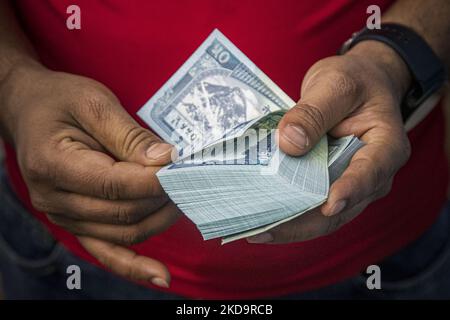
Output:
[78, 236, 170, 288]
[248, 200, 369, 244]
[278, 67, 365, 156]
[321, 126, 410, 217]
[71, 89, 174, 166]
[51, 146, 167, 199]
[42, 191, 168, 224]
[247, 208, 323, 244]
[48, 202, 181, 245]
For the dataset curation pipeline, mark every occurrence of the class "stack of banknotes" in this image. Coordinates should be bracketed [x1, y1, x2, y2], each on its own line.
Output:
[137, 29, 363, 243]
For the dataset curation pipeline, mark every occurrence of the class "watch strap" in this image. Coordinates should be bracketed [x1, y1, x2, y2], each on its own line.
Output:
[340, 23, 447, 121]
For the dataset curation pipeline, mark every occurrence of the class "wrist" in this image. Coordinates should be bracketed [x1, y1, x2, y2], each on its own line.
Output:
[346, 40, 412, 103]
[0, 59, 47, 142]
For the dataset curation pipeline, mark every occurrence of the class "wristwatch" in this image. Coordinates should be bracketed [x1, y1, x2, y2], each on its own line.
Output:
[339, 23, 447, 123]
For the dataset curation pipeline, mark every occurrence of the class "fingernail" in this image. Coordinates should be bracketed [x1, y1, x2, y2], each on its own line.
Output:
[151, 277, 169, 288]
[146, 143, 172, 160]
[246, 232, 273, 244]
[282, 124, 309, 150]
[328, 200, 347, 216]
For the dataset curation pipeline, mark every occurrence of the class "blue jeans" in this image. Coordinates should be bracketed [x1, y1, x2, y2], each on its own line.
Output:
[1, 169, 449, 299]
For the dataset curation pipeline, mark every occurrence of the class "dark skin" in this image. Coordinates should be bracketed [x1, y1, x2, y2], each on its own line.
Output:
[0, 1, 449, 286]
[248, 0, 450, 243]
[0, 1, 178, 288]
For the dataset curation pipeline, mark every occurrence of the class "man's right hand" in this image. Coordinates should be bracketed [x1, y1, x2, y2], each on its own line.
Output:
[0, 62, 180, 288]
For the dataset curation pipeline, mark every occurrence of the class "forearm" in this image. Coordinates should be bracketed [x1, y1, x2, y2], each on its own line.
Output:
[0, 1, 45, 141]
[0, 1, 41, 82]
[347, 0, 449, 105]
[382, 0, 450, 69]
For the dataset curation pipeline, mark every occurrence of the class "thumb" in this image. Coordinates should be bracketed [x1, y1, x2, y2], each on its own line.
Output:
[278, 70, 363, 156]
[73, 90, 174, 166]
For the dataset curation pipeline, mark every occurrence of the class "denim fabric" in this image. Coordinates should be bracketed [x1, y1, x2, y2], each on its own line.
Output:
[0, 170, 180, 300]
[0, 168, 449, 300]
[282, 202, 450, 300]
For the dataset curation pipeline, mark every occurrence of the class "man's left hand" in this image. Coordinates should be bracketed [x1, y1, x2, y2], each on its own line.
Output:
[247, 41, 412, 244]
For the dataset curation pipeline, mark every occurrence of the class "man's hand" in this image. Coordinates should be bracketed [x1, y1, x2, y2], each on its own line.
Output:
[247, 41, 412, 244]
[0, 62, 180, 287]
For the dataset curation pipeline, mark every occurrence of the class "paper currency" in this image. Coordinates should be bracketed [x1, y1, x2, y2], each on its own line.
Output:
[137, 29, 292, 157]
[137, 29, 364, 243]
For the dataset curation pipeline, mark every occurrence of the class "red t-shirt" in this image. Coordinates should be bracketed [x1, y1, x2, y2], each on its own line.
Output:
[6, 0, 448, 298]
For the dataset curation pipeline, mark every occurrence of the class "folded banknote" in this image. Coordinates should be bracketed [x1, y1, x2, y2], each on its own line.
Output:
[137, 29, 363, 243]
